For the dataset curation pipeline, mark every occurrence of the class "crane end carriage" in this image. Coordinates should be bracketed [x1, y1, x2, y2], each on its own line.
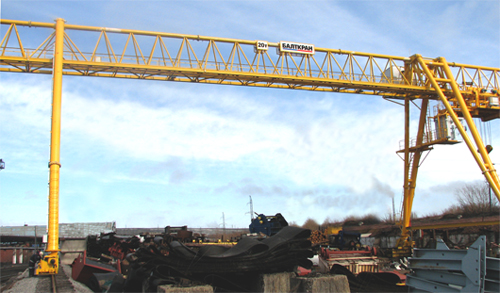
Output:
[36, 252, 59, 275]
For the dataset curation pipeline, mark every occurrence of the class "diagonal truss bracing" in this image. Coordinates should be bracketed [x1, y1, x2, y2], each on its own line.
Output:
[1, 19, 499, 110]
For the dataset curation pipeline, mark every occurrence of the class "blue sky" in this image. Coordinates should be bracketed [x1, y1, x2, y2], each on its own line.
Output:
[1, 0, 499, 229]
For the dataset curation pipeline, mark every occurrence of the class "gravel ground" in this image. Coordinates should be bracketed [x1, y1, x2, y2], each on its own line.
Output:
[2, 265, 93, 293]
[2, 269, 38, 293]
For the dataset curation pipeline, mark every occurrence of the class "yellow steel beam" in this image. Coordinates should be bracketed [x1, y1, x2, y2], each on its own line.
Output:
[398, 99, 430, 248]
[416, 55, 500, 201]
[438, 57, 500, 198]
[400, 98, 411, 248]
[1, 18, 499, 113]
[37, 18, 64, 276]
[0, 57, 431, 95]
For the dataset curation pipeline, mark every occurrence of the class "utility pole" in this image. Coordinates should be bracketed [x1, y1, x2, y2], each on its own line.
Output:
[392, 197, 396, 224]
[247, 195, 254, 222]
[222, 212, 226, 241]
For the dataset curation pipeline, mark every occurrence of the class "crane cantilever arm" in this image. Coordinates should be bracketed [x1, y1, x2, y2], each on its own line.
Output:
[415, 55, 500, 200]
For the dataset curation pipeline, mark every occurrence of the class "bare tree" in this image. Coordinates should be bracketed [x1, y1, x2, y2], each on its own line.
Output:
[453, 181, 498, 216]
[302, 218, 320, 231]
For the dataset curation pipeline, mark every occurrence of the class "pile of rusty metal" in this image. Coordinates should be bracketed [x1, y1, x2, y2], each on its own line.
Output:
[86, 233, 142, 261]
[329, 264, 406, 292]
[73, 226, 313, 292]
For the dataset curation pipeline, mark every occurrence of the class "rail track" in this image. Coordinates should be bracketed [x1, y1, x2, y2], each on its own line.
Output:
[0, 264, 28, 292]
[0, 264, 76, 293]
[33, 270, 74, 293]
[49, 269, 74, 293]
[51, 275, 57, 293]
[0, 264, 28, 284]
[0, 271, 19, 284]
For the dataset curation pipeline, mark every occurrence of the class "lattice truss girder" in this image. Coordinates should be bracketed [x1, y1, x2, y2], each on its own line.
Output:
[1, 20, 499, 108]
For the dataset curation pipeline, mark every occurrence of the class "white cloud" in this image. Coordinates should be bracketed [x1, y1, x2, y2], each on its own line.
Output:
[1, 75, 404, 190]
[62, 89, 288, 162]
[4, 73, 496, 226]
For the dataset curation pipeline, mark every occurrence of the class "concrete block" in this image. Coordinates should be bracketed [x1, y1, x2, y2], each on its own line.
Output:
[262, 272, 298, 293]
[157, 285, 213, 292]
[297, 275, 350, 293]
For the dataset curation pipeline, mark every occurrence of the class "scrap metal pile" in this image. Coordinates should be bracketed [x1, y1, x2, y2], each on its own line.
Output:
[73, 226, 313, 292]
[86, 233, 142, 260]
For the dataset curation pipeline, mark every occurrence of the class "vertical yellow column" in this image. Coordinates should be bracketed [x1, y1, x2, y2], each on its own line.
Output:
[38, 18, 64, 275]
[400, 98, 411, 245]
[407, 99, 429, 221]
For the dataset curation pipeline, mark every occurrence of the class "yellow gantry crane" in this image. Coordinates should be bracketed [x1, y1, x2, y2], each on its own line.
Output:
[1, 19, 499, 273]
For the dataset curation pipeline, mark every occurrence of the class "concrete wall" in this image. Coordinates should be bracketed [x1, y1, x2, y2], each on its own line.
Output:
[59, 222, 115, 238]
[2, 224, 247, 239]
[60, 239, 87, 265]
[0, 226, 45, 237]
[1, 222, 116, 239]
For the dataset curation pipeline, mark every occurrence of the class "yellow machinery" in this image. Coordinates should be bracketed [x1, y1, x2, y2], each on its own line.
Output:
[1, 19, 499, 272]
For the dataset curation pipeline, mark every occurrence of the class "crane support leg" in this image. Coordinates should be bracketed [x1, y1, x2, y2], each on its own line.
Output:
[407, 99, 429, 226]
[400, 98, 411, 248]
[416, 55, 500, 201]
[37, 18, 64, 275]
[397, 99, 429, 251]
